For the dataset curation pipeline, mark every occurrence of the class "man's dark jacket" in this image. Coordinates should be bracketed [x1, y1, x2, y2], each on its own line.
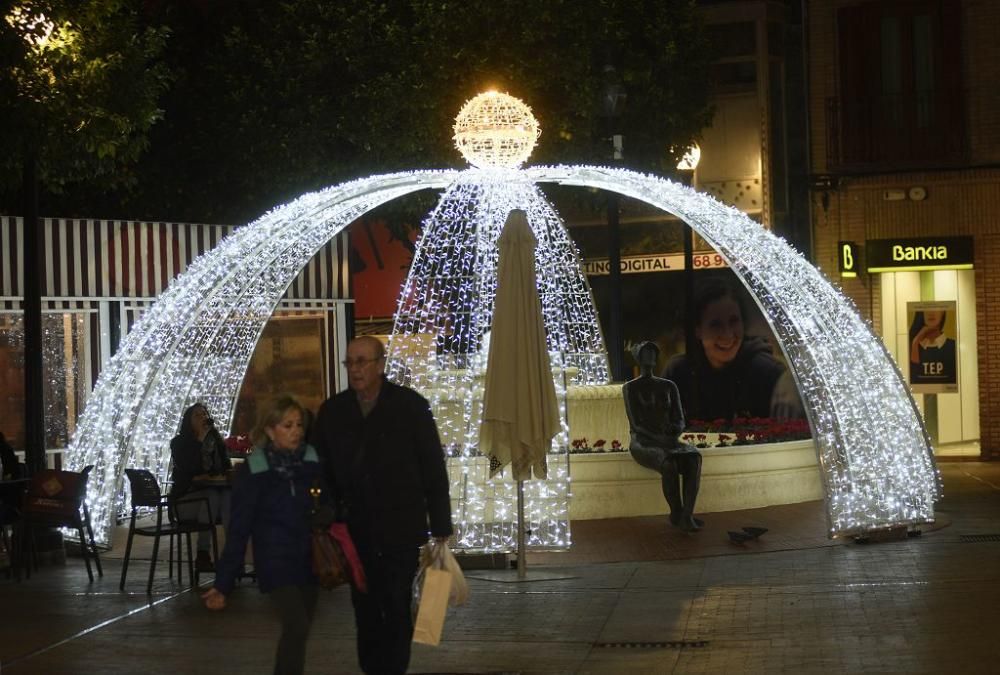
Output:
[311, 377, 453, 553]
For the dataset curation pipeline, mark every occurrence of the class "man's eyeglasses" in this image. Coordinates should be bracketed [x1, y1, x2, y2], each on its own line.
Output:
[342, 357, 383, 368]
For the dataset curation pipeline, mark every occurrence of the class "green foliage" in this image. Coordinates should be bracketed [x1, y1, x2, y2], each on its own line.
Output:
[0, 0, 170, 196]
[35, 0, 712, 224]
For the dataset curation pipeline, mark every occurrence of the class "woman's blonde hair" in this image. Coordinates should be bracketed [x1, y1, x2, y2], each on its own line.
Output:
[250, 394, 307, 448]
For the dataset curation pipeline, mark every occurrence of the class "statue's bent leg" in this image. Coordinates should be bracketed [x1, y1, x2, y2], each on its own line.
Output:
[678, 451, 703, 531]
[659, 456, 683, 526]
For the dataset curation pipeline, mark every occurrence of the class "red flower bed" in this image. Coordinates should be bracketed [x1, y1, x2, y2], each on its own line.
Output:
[569, 438, 627, 454]
[682, 417, 811, 447]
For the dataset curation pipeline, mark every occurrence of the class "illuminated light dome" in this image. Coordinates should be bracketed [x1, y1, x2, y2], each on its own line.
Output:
[68, 165, 941, 548]
[69, 89, 938, 551]
[453, 91, 541, 168]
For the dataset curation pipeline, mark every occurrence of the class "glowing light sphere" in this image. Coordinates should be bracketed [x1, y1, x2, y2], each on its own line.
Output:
[453, 91, 541, 168]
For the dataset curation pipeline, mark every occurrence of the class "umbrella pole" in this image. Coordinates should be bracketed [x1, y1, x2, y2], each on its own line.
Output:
[516, 480, 526, 580]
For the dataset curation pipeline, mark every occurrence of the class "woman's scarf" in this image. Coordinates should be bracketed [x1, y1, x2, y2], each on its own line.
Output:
[266, 443, 307, 496]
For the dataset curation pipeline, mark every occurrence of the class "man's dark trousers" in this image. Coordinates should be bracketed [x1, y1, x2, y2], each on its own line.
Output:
[350, 546, 421, 674]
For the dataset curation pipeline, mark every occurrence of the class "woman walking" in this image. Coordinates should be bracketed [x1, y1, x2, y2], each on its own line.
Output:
[202, 395, 327, 675]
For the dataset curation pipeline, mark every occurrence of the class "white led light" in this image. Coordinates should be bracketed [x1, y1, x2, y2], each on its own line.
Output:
[525, 165, 940, 538]
[66, 166, 938, 546]
[453, 91, 541, 169]
[385, 168, 607, 551]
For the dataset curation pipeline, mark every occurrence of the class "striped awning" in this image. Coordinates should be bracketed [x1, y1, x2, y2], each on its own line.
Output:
[0, 216, 349, 307]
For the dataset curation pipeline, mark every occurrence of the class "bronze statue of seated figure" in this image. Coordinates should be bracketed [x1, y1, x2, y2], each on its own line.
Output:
[623, 341, 703, 532]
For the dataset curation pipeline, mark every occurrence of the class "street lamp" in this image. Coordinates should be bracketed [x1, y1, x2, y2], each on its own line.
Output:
[676, 144, 701, 173]
[601, 63, 627, 381]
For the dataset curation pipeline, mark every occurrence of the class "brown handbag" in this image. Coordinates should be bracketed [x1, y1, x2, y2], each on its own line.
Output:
[309, 482, 349, 589]
[311, 527, 349, 589]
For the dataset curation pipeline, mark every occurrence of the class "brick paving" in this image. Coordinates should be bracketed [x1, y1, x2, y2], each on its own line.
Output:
[1, 461, 999, 674]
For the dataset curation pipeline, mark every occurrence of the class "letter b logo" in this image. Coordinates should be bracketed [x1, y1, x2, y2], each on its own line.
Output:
[838, 242, 857, 275]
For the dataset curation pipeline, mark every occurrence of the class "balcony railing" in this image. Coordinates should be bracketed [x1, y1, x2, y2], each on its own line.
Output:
[826, 90, 967, 170]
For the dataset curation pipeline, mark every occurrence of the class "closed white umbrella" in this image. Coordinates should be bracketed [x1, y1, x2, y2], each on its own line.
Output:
[480, 209, 560, 578]
[480, 209, 560, 480]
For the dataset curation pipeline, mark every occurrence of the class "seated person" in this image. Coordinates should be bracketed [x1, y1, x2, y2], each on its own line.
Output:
[663, 278, 803, 422]
[170, 403, 232, 571]
[623, 341, 703, 532]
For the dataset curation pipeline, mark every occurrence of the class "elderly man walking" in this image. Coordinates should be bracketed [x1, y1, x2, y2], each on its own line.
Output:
[311, 336, 453, 674]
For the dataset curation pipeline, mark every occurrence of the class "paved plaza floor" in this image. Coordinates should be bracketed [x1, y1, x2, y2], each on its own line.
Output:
[2, 461, 999, 674]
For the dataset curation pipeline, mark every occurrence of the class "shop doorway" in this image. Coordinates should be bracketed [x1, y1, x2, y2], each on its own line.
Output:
[879, 269, 980, 454]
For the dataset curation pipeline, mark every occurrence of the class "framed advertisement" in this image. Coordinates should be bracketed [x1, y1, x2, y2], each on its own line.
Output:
[906, 301, 958, 394]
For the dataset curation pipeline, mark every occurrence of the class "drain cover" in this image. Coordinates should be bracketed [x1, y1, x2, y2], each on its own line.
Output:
[959, 534, 1000, 543]
[593, 640, 708, 649]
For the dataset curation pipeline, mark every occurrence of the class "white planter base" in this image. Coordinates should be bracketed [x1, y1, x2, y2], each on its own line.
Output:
[567, 440, 822, 520]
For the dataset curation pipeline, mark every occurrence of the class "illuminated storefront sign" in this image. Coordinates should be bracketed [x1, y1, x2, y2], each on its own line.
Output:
[583, 251, 727, 275]
[867, 237, 973, 273]
[838, 241, 859, 277]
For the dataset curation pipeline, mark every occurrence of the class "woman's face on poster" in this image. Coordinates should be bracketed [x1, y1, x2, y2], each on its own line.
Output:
[923, 310, 944, 331]
[696, 295, 744, 369]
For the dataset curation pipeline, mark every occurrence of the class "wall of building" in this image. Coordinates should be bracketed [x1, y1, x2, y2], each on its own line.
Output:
[807, 0, 1000, 458]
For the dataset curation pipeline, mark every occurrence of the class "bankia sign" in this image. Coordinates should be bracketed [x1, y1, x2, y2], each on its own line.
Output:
[866, 236, 973, 273]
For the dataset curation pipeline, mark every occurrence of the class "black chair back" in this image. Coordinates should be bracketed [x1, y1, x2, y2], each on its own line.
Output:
[124, 469, 163, 508]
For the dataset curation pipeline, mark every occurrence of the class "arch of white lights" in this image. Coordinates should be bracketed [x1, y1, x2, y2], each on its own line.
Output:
[67, 165, 940, 546]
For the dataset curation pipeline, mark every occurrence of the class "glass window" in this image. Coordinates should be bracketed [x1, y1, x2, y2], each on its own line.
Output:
[836, 1, 963, 166]
[913, 13, 934, 128]
[880, 16, 902, 96]
[0, 316, 24, 448]
[232, 313, 328, 437]
[706, 22, 756, 59]
[0, 312, 90, 452]
[711, 61, 758, 92]
[768, 21, 785, 57]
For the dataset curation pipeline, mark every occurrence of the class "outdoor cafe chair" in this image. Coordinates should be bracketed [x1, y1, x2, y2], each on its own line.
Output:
[78, 465, 104, 577]
[120, 468, 219, 594]
[20, 467, 104, 582]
